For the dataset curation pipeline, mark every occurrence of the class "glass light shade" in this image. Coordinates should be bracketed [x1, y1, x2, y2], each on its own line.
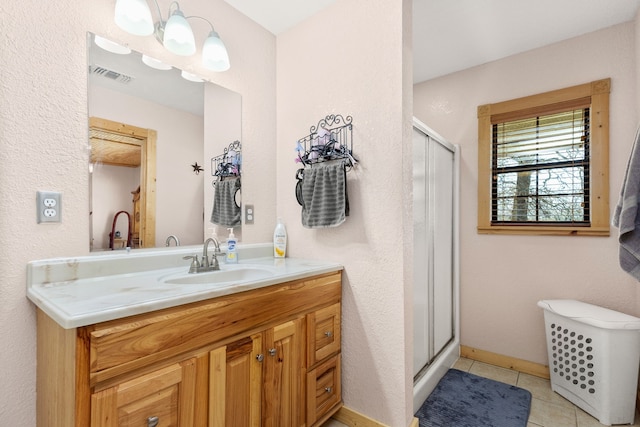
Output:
[94, 35, 131, 55]
[202, 31, 230, 71]
[114, 0, 154, 36]
[142, 54, 172, 70]
[163, 10, 196, 56]
[181, 70, 204, 82]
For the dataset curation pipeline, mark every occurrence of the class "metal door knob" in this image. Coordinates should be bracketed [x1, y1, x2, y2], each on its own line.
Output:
[147, 416, 159, 427]
[268, 348, 277, 356]
[256, 354, 264, 362]
[324, 331, 333, 337]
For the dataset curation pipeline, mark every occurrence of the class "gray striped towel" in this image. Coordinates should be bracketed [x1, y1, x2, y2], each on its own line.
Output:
[300, 160, 349, 228]
[211, 177, 241, 227]
[613, 126, 640, 280]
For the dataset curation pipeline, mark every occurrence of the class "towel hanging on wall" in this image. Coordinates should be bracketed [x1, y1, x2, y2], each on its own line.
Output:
[211, 177, 241, 227]
[297, 159, 349, 228]
[613, 127, 640, 280]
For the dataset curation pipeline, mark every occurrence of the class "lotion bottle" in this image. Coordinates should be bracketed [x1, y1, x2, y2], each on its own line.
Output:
[273, 218, 287, 258]
[225, 228, 238, 264]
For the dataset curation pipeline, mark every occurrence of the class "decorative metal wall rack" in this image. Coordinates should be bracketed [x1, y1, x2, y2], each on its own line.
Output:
[211, 140, 241, 183]
[296, 114, 357, 169]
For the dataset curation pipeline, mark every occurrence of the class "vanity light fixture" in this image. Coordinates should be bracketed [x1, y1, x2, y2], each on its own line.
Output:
[181, 70, 204, 82]
[94, 35, 132, 55]
[115, 0, 154, 36]
[141, 54, 172, 70]
[114, 0, 230, 71]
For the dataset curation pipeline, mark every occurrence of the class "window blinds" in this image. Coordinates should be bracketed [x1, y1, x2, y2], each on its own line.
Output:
[491, 106, 590, 224]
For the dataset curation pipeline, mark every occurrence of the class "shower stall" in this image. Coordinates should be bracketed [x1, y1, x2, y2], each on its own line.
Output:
[412, 117, 460, 411]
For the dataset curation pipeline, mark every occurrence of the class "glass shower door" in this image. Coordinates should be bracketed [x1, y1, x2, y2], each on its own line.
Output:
[412, 126, 455, 379]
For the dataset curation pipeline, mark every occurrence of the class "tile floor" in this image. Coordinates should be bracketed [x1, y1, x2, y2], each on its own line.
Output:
[452, 358, 640, 427]
[322, 357, 640, 427]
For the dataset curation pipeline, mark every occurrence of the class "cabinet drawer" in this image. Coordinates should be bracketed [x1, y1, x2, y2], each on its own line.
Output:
[90, 357, 197, 427]
[87, 272, 342, 379]
[307, 303, 341, 367]
[306, 354, 341, 426]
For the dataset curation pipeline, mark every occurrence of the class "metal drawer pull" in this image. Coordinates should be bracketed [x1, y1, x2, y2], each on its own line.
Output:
[147, 416, 159, 427]
[256, 354, 264, 362]
[325, 387, 333, 393]
[324, 331, 333, 337]
[268, 348, 277, 356]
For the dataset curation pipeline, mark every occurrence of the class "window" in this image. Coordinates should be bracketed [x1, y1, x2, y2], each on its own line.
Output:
[477, 79, 610, 236]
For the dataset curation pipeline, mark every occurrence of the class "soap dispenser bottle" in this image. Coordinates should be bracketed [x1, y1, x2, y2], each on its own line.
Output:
[225, 228, 238, 264]
[273, 218, 287, 258]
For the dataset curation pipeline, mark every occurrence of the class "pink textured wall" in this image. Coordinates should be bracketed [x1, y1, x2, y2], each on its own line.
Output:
[414, 22, 639, 366]
[276, 0, 414, 425]
[0, 1, 275, 425]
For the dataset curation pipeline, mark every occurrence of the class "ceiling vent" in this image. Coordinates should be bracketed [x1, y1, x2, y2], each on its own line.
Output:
[89, 65, 134, 84]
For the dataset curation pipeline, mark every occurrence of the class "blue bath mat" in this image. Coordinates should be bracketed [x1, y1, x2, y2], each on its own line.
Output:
[415, 369, 532, 427]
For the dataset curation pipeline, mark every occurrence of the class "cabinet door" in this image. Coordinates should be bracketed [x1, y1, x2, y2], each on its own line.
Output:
[91, 358, 197, 427]
[263, 318, 305, 427]
[209, 334, 263, 427]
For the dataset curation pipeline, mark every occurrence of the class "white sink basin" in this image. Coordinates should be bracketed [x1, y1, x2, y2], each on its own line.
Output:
[162, 266, 276, 285]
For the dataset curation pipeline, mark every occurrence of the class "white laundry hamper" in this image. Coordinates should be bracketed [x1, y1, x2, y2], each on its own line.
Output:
[538, 299, 640, 426]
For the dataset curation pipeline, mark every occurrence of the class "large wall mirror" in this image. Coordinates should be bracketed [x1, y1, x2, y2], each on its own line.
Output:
[88, 33, 242, 251]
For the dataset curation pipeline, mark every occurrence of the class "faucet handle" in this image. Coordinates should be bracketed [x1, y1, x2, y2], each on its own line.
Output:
[183, 255, 200, 273]
[210, 254, 220, 270]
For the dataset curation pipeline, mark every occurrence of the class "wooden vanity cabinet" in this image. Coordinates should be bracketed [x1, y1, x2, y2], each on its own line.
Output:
[36, 271, 342, 427]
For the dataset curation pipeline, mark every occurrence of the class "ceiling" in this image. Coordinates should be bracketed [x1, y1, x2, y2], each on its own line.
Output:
[223, 0, 338, 35]
[224, 0, 640, 83]
[91, 1, 640, 115]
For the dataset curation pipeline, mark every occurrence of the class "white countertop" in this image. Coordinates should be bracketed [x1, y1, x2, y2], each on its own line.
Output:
[27, 244, 342, 329]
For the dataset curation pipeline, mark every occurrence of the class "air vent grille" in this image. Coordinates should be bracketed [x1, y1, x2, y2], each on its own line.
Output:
[89, 65, 134, 84]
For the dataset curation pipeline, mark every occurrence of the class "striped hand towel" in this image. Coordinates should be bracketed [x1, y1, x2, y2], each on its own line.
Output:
[211, 177, 241, 227]
[300, 160, 349, 228]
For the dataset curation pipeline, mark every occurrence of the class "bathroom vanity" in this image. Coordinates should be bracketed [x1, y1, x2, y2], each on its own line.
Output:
[28, 245, 342, 427]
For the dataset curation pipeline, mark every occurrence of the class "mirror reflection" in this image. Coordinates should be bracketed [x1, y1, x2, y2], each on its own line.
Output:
[87, 33, 242, 251]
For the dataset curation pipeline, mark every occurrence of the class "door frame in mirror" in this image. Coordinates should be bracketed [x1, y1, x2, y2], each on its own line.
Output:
[89, 116, 157, 248]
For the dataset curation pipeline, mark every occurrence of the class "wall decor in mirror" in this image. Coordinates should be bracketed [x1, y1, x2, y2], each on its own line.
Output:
[87, 33, 242, 251]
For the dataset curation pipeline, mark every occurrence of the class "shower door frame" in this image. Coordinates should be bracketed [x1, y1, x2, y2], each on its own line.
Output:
[412, 117, 460, 411]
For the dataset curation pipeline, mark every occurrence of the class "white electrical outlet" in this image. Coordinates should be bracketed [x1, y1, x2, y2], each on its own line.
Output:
[245, 204, 254, 224]
[37, 191, 61, 223]
[43, 198, 57, 208]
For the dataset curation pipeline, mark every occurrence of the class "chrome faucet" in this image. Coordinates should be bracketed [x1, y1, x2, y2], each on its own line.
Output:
[202, 237, 222, 270]
[183, 238, 222, 274]
[165, 235, 180, 247]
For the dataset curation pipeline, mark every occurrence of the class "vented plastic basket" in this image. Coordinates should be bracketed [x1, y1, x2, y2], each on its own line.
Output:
[538, 299, 640, 426]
